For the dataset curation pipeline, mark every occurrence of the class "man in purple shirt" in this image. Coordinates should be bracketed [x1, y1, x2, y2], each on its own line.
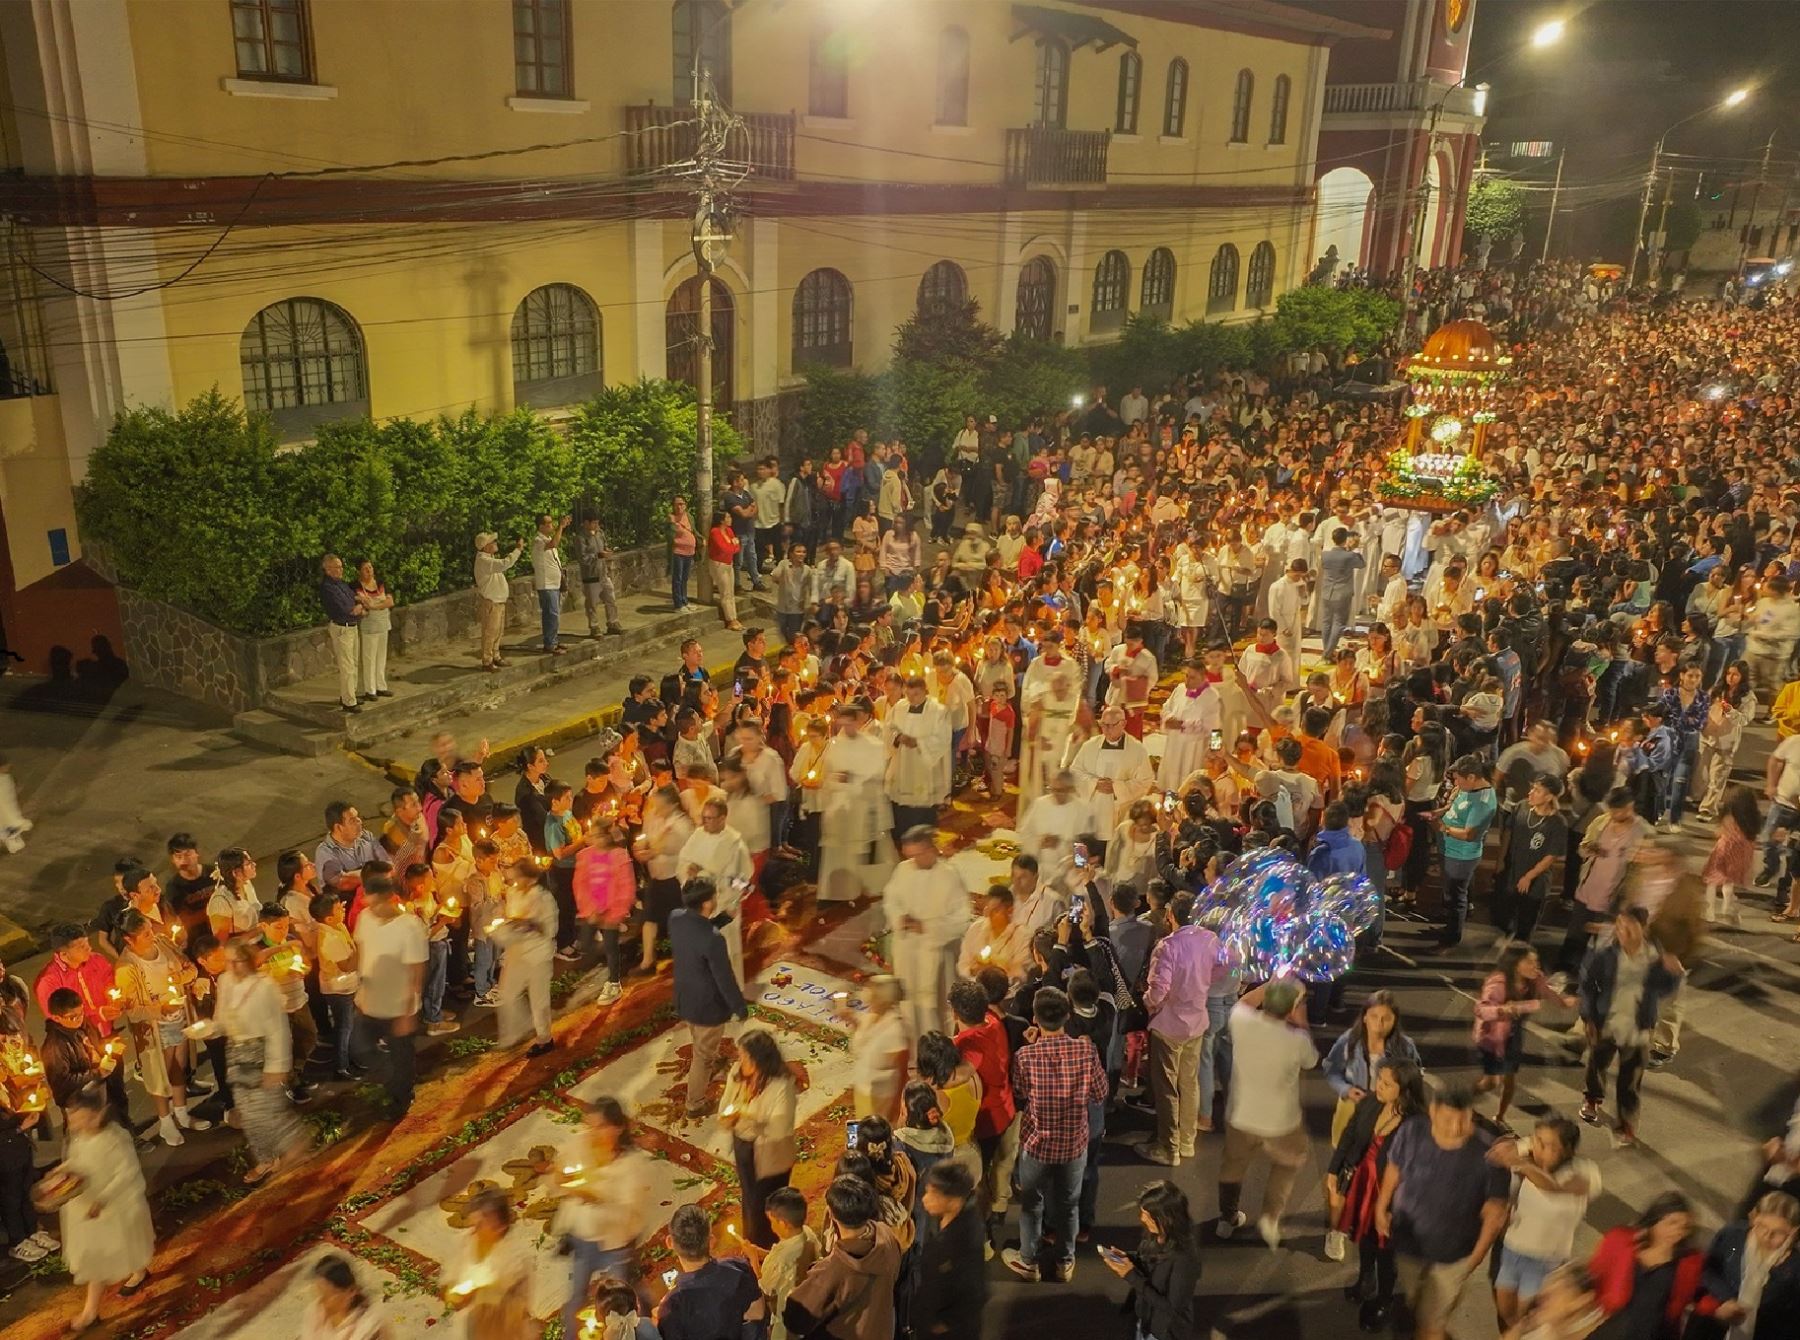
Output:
[1137, 891, 1219, 1167]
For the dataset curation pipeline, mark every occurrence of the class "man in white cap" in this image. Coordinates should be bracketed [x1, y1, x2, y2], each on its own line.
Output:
[473, 532, 524, 672]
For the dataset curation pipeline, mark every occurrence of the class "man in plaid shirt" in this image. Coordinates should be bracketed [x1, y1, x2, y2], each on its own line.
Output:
[1003, 985, 1109, 1282]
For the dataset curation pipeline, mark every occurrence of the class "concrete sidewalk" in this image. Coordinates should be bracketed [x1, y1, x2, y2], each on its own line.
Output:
[0, 612, 749, 946]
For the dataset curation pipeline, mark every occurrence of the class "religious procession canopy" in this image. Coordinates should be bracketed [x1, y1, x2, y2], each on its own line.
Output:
[1378, 317, 1512, 512]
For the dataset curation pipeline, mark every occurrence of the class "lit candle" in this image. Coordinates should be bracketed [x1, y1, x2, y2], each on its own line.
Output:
[978, 944, 992, 962]
[486, 916, 506, 934]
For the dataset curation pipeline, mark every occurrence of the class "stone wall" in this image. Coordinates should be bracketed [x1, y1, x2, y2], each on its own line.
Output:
[118, 543, 672, 715]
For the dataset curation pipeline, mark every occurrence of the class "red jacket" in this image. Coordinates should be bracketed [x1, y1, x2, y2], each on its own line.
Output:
[33, 953, 119, 1039]
[954, 1009, 1016, 1141]
[707, 525, 740, 564]
[1587, 1226, 1703, 1326]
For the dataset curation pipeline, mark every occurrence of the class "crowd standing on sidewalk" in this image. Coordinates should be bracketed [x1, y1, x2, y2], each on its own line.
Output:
[7, 260, 1800, 1340]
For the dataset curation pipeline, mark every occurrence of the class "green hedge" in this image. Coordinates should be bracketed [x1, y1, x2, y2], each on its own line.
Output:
[78, 382, 741, 636]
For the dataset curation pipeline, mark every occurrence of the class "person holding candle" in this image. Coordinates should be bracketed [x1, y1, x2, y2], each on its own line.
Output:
[216, 935, 307, 1185]
[206, 847, 261, 941]
[491, 860, 560, 1058]
[446, 1188, 533, 1339]
[115, 910, 211, 1147]
[55, 1084, 154, 1333]
[300, 1253, 389, 1340]
[555, 1096, 652, 1340]
[720, 1028, 798, 1249]
[256, 903, 319, 1103]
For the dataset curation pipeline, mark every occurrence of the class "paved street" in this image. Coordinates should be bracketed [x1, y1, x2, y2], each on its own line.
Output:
[1, 658, 1797, 1336]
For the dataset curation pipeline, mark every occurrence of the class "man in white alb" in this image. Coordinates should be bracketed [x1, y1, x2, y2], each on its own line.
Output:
[884, 826, 973, 1039]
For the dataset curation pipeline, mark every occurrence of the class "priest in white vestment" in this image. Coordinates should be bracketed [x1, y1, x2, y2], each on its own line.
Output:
[1017, 632, 1086, 821]
[678, 796, 754, 984]
[884, 677, 951, 839]
[883, 826, 972, 1039]
[817, 702, 896, 902]
[1156, 658, 1221, 791]
[1069, 707, 1153, 856]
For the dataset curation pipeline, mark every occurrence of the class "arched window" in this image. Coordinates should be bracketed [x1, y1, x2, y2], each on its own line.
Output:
[792, 268, 853, 368]
[936, 26, 970, 126]
[1163, 58, 1189, 138]
[1033, 38, 1068, 129]
[1245, 241, 1277, 309]
[666, 275, 734, 408]
[1207, 244, 1239, 315]
[1140, 247, 1176, 320]
[510, 283, 602, 409]
[1115, 50, 1141, 134]
[1015, 256, 1057, 340]
[671, 0, 730, 104]
[1091, 250, 1130, 334]
[1269, 73, 1291, 145]
[240, 297, 367, 441]
[917, 260, 968, 316]
[1230, 69, 1253, 143]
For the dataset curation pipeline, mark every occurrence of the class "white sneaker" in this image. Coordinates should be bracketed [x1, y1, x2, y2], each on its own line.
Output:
[28, 1231, 58, 1251]
[9, 1240, 47, 1263]
[1, 835, 22, 855]
[598, 982, 623, 1004]
[1257, 1215, 1282, 1250]
[1325, 1229, 1348, 1261]
[425, 1020, 461, 1037]
[1216, 1210, 1247, 1239]
[158, 1115, 185, 1146]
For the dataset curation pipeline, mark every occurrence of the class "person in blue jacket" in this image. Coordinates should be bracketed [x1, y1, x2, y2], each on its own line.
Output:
[669, 876, 748, 1121]
[1693, 1190, 1800, 1340]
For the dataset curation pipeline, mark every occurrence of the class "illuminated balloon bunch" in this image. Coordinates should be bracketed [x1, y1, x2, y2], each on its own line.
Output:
[1194, 848, 1380, 983]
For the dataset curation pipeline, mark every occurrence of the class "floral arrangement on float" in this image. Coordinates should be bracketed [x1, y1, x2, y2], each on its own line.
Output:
[1376, 318, 1509, 512]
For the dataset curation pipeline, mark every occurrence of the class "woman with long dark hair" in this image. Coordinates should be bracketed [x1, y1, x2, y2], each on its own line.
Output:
[1323, 990, 1420, 1144]
[1697, 660, 1756, 820]
[1099, 1179, 1202, 1340]
[1585, 1191, 1703, 1339]
[1325, 1060, 1427, 1329]
[1399, 722, 1451, 906]
[1474, 946, 1573, 1123]
[720, 1028, 798, 1248]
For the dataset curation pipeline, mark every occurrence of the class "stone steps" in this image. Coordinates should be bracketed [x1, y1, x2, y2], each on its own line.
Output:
[232, 596, 764, 758]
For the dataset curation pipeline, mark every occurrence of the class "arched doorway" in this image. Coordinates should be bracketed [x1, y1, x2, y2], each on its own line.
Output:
[666, 275, 735, 409]
[1015, 256, 1057, 340]
[1317, 166, 1375, 272]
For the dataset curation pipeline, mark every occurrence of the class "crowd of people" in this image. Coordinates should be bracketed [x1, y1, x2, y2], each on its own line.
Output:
[7, 258, 1800, 1340]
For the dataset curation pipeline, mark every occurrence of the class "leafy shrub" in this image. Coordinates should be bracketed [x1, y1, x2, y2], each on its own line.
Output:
[78, 382, 739, 635]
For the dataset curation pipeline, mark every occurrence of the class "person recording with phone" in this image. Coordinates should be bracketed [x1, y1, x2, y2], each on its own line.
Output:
[1098, 1180, 1203, 1340]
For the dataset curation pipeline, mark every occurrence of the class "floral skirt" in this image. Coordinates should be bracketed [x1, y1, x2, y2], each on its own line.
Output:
[226, 1037, 306, 1165]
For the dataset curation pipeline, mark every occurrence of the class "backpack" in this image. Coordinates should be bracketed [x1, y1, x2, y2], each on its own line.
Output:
[1383, 821, 1415, 871]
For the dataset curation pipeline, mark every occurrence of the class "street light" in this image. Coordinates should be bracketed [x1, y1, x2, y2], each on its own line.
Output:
[1627, 87, 1753, 288]
[1531, 19, 1567, 49]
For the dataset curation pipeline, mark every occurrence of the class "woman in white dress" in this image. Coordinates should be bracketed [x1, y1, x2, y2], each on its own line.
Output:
[444, 1189, 534, 1340]
[301, 1253, 388, 1340]
[57, 1085, 153, 1333]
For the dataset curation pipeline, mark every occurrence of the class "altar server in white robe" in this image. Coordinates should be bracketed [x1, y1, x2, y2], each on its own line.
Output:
[817, 701, 895, 902]
[679, 796, 754, 983]
[883, 826, 972, 1039]
[1016, 768, 1092, 885]
[1017, 632, 1086, 821]
[1267, 559, 1310, 672]
[1157, 658, 1222, 791]
[885, 676, 952, 839]
[1069, 706, 1153, 859]
[1237, 619, 1298, 726]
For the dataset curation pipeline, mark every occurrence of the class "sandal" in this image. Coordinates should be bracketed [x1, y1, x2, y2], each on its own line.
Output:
[65, 1318, 98, 1335]
[1773, 912, 1795, 924]
[243, 1162, 275, 1187]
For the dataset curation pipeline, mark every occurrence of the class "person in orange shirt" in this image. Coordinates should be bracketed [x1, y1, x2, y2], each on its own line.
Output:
[1295, 705, 1344, 803]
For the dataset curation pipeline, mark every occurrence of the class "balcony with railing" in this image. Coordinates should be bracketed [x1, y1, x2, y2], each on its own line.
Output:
[1005, 127, 1110, 187]
[624, 105, 796, 181]
[1323, 80, 1485, 119]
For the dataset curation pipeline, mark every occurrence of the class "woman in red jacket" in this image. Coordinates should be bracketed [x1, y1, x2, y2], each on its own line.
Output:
[1585, 1192, 1703, 1339]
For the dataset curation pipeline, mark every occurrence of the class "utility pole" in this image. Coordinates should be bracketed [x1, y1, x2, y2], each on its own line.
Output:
[1541, 145, 1565, 262]
[1737, 133, 1775, 275]
[1627, 142, 1660, 289]
[1649, 162, 1675, 280]
[678, 62, 739, 604]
